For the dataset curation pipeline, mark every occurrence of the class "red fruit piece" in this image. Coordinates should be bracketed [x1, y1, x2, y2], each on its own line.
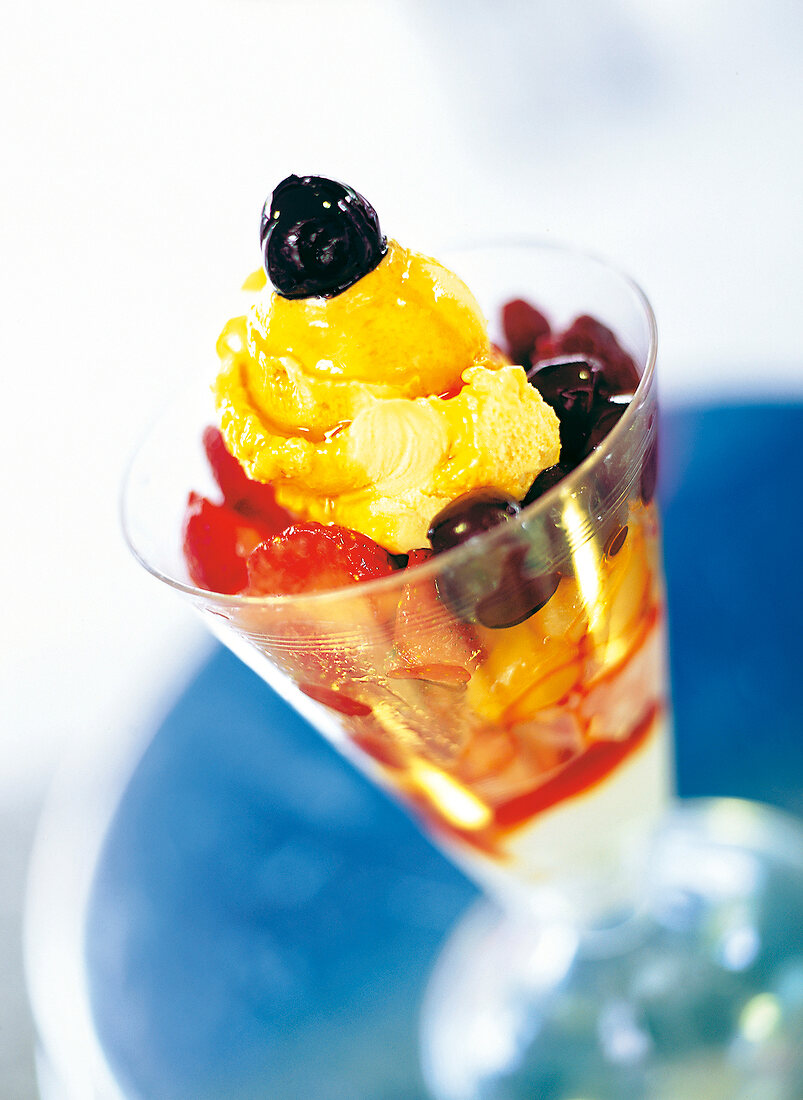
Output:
[535, 314, 640, 396]
[183, 492, 267, 594]
[246, 522, 396, 596]
[390, 549, 483, 684]
[298, 683, 372, 717]
[501, 299, 551, 366]
[202, 426, 294, 532]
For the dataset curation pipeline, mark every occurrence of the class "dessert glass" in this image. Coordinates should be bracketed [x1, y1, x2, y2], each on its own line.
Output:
[123, 242, 671, 1092]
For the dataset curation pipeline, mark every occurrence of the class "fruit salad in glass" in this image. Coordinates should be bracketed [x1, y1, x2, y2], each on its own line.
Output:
[124, 176, 669, 907]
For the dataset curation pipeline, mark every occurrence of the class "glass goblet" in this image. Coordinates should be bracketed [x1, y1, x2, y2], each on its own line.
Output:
[123, 242, 671, 1089]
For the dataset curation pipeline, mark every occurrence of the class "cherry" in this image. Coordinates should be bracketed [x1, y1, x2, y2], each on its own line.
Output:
[522, 462, 574, 506]
[527, 356, 602, 463]
[428, 489, 521, 553]
[581, 400, 628, 458]
[476, 547, 561, 629]
[260, 175, 386, 299]
[501, 299, 551, 366]
[641, 433, 659, 504]
[534, 314, 640, 396]
[427, 489, 559, 627]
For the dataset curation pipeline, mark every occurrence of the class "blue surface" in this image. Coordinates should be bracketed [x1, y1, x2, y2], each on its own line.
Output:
[87, 403, 803, 1099]
[661, 404, 803, 816]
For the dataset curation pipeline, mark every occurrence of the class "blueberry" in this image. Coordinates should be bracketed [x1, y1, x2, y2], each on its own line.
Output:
[260, 175, 387, 299]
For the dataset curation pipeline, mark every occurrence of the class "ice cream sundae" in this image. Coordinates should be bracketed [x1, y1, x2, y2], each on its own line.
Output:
[172, 175, 669, 890]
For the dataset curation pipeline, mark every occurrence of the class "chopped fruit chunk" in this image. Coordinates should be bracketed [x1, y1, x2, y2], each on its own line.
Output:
[182, 492, 266, 594]
[514, 710, 585, 775]
[202, 426, 294, 530]
[392, 552, 483, 682]
[501, 298, 551, 366]
[298, 683, 372, 717]
[504, 657, 583, 721]
[387, 664, 472, 687]
[467, 617, 580, 722]
[246, 522, 396, 596]
[457, 727, 519, 784]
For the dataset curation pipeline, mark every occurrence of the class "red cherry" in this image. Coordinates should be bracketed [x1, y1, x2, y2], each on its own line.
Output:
[501, 299, 551, 366]
[534, 313, 640, 397]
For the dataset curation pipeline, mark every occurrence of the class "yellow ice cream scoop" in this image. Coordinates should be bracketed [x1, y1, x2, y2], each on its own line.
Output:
[214, 175, 561, 553]
[248, 238, 490, 406]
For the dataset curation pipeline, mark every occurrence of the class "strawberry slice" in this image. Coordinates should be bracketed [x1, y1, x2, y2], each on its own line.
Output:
[501, 298, 551, 366]
[182, 492, 267, 594]
[390, 549, 483, 684]
[246, 523, 396, 596]
[202, 426, 294, 532]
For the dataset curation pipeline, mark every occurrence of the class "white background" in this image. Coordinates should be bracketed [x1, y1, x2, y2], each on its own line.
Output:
[1, 0, 801, 1091]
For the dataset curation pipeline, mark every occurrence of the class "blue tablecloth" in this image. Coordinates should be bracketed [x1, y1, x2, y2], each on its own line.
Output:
[86, 403, 803, 1099]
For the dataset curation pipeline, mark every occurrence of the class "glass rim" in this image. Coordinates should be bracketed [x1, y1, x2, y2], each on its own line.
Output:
[122, 239, 658, 610]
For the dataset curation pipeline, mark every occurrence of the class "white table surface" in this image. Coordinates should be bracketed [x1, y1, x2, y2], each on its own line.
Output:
[2, 1, 801, 1094]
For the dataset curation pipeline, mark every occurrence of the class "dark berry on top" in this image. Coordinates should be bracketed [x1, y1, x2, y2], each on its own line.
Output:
[260, 175, 387, 299]
[428, 489, 521, 554]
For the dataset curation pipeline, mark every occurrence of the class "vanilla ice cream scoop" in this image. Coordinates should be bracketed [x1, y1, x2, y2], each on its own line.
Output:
[214, 176, 561, 553]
